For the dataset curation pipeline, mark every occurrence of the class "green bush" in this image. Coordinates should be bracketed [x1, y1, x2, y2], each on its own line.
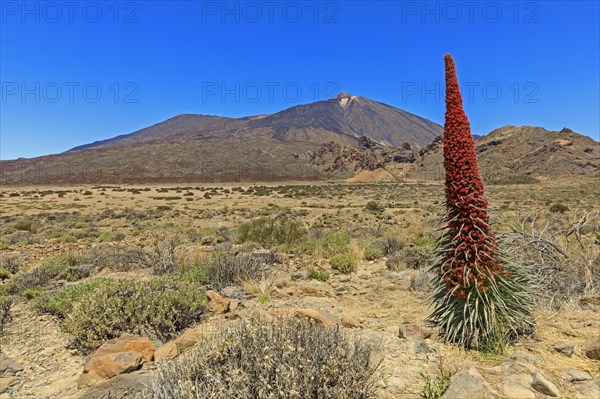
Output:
[372, 237, 403, 256]
[12, 218, 37, 233]
[63, 278, 207, 353]
[0, 267, 11, 280]
[307, 266, 330, 281]
[317, 231, 350, 259]
[0, 296, 13, 333]
[363, 247, 383, 261]
[365, 201, 384, 213]
[8, 257, 68, 294]
[238, 217, 306, 247]
[140, 317, 378, 399]
[35, 278, 110, 318]
[549, 203, 569, 213]
[386, 247, 433, 271]
[330, 252, 357, 273]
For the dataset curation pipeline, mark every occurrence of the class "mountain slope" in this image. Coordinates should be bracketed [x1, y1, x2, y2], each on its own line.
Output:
[1, 93, 443, 184]
[416, 126, 599, 180]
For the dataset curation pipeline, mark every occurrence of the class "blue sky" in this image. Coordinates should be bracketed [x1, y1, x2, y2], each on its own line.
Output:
[1, 0, 598, 160]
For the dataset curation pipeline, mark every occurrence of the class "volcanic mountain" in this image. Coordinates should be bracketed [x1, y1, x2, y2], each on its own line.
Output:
[1, 93, 443, 184]
[414, 126, 600, 181]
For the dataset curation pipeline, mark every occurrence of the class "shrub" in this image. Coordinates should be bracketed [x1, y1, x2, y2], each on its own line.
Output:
[0, 296, 13, 333]
[8, 258, 67, 294]
[364, 247, 383, 261]
[185, 245, 275, 290]
[35, 278, 110, 318]
[307, 266, 330, 281]
[12, 218, 37, 233]
[372, 237, 403, 256]
[63, 278, 207, 353]
[549, 203, 569, 213]
[410, 271, 435, 292]
[429, 55, 533, 351]
[365, 201, 384, 213]
[505, 213, 600, 306]
[0, 267, 11, 280]
[140, 317, 379, 399]
[386, 247, 433, 271]
[238, 217, 306, 247]
[330, 252, 357, 273]
[0, 255, 24, 274]
[317, 231, 350, 259]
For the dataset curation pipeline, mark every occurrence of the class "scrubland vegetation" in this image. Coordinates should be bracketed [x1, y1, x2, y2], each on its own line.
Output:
[0, 179, 598, 398]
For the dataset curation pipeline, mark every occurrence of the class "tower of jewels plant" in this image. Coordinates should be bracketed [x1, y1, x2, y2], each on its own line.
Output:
[428, 54, 533, 351]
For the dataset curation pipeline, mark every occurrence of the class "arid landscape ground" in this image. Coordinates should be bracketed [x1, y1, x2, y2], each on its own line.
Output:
[0, 177, 598, 398]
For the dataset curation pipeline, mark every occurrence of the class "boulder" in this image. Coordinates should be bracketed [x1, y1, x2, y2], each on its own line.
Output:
[497, 380, 535, 399]
[206, 290, 231, 314]
[78, 334, 155, 387]
[562, 369, 592, 383]
[530, 371, 561, 397]
[0, 352, 23, 377]
[441, 366, 495, 399]
[574, 377, 600, 399]
[582, 335, 600, 360]
[341, 316, 363, 328]
[154, 328, 203, 361]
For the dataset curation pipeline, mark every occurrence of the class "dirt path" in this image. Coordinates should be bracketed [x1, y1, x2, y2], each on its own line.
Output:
[0, 303, 84, 399]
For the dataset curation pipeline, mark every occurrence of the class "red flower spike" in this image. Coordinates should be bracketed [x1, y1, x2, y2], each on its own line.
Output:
[441, 54, 505, 298]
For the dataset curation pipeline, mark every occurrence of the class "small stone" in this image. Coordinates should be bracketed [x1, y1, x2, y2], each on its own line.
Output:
[412, 340, 433, 354]
[271, 308, 336, 329]
[399, 323, 441, 340]
[373, 379, 386, 389]
[387, 376, 403, 393]
[341, 316, 363, 328]
[582, 335, 600, 360]
[562, 369, 592, 383]
[0, 377, 18, 394]
[530, 371, 561, 397]
[571, 320, 600, 329]
[553, 342, 574, 357]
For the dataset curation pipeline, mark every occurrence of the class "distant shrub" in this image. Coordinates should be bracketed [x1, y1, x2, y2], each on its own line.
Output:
[63, 278, 207, 353]
[238, 217, 306, 247]
[386, 247, 433, 271]
[307, 266, 330, 281]
[140, 317, 378, 399]
[12, 218, 37, 233]
[0, 267, 11, 280]
[8, 257, 67, 294]
[317, 231, 351, 259]
[330, 252, 357, 273]
[372, 237, 403, 256]
[410, 271, 435, 292]
[365, 201, 384, 213]
[0, 255, 23, 274]
[363, 247, 383, 261]
[183, 245, 278, 290]
[0, 296, 13, 333]
[549, 203, 569, 213]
